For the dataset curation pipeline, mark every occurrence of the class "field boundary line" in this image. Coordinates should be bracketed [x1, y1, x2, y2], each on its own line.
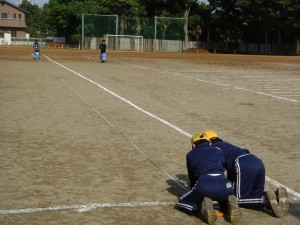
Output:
[196, 79, 299, 103]
[43, 55, 191, 137]
[43, 55, 300, 200]
[113, 59, 299, 103]
[42, 60, 188, 193]
[0, 201, 174, 215]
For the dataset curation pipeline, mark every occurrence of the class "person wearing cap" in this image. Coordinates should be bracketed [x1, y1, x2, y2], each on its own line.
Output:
[33, 39, 40, 60]
[99, 39, 107, 62]
[176, 132, 242, 225]
[204, 130, 289, 218]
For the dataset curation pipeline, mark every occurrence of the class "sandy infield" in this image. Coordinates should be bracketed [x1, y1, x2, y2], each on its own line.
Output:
[0, 46, 300, 224]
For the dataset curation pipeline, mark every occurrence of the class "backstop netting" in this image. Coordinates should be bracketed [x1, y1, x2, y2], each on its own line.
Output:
[82, 14, 186, 50]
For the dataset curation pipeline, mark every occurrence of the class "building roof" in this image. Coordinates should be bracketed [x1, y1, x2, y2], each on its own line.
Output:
[0, 0, 30, 14]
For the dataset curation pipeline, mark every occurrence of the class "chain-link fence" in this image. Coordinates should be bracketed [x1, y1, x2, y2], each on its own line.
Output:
[82, 14, 187, 50]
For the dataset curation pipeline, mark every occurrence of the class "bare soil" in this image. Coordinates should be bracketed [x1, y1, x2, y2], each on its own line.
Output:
[0, 46, 299, 225]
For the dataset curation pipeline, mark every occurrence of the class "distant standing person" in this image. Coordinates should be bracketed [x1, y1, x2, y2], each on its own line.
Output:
[33, 39, 40, 60]
[99, 40, 107, 63]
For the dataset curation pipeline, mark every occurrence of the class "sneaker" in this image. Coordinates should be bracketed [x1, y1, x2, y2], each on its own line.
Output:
[227, 195, 242, 225]
[265, 190, 284, 218]
[201, 197, 217, 225]
[276, 187, 289, 216]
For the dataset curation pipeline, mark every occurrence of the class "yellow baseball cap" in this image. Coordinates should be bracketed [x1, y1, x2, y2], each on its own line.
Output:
[204, 130, 218, 139]
[191, 132, 208, 144]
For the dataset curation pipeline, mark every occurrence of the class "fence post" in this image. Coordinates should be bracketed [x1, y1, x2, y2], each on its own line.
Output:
[81, 13, 84, 50]
[185, 16, 188, 52]
[154, 16, 157, 52]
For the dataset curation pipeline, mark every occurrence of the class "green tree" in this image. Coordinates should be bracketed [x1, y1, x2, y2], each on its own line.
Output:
[100, 0, 146, 16]
[98, 0, 146, 36]
[209, 0, 300, 43]
[39, 3, 56, 37]
[273, 0, 300, 42]
[22, 0, 299, 44]
[293, 0, 300, 40]
[238, 0, 300, 43]
[140, 0, 169, 17]
[209, 0, 243, 42]
[19, 0, 43, 37]
[188, 2, 211, 42]
[46, 0, 103, 43]
[46, 0, 145, 43]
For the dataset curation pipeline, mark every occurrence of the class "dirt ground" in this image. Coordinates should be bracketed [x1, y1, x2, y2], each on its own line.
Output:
[0, 46, 300, 225]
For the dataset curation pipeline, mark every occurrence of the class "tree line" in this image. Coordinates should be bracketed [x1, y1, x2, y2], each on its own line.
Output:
[19, 0, 300, 44]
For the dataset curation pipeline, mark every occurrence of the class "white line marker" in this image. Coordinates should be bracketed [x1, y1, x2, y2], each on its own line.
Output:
[195, 80, 299, 103]
[44, 55, 191, 138]
[0, 201, 174, 215]
[115, 60, 300, 103]
[42, 57, 189, 193]
[270, 92, 299, 94]
[265, 177, 300, 200]
[233, 87, 299, 102]
[43, 55, 300, 201]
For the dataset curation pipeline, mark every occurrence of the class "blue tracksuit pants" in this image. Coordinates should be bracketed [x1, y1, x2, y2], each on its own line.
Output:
[231, 154, 265, 208]
[176, 174, 233, 213]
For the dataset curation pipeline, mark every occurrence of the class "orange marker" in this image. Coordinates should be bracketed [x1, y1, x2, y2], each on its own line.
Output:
[215, 210, 224, 217]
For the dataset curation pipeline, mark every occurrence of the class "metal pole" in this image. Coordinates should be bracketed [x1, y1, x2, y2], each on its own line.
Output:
[185, 16, 188, 52]
[81, 13, 84, 50]
[116, 15, 119, 51]
[154, 16, 157, 52]
[116, 15, 118, 35]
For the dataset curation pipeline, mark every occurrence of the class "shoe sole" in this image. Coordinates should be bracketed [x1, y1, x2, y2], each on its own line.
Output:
[277, 187, 289, 215]
[228, 195, 242, 225]
[207, 209, 217, 225]
[266, 190, 284, 218]
[202, 197, 217, 225]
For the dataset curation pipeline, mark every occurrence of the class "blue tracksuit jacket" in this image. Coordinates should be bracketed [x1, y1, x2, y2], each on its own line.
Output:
[186, 142, 226, 189]
[176, 142, 233, 213]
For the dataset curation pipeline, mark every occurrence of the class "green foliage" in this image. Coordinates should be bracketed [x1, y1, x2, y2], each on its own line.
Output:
[209, 0, 300, 43]
[100, 0, 146, 16]
[19, 0, 43, 37]
[20, 0, 300, 43]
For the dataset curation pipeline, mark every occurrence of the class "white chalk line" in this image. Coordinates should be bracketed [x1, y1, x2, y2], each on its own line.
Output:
[4, 55, 295, 216]
[16, 57, 187, 217]
[0, 201, 174, 215]
[265, 177, 300, 201]
[41, 58, 188, 192]
[107, 59, 300, 197]
[195, 80, 299, 103]
[233, 86, 299, 102]
[270, 92, 300, 94]
[57, 68, 188, 193]
[43, 55, 191, 138]
[114, 59, 300, 103]
[42, 55, 300, 200]
[195, 80, 299, 102]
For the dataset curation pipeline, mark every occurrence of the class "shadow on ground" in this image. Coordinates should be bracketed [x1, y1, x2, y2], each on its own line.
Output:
[166, 174, 190, 198]
[288, 200, 300, 220]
